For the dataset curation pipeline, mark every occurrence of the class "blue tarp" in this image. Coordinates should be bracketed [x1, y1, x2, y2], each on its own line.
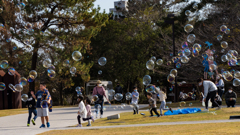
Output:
[164, 108, 201, 115]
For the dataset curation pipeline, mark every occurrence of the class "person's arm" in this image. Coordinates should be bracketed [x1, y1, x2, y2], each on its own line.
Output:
[203, 82, 208, 98]
[232, 92, 237, 101]
[225, 93, 230, 101]
[92, 87, 96, 96]
[102, 87, 110, 102]
[218, 79, 224, 87]
[136, 92, 139, 99]
[31, 91, 36, 99]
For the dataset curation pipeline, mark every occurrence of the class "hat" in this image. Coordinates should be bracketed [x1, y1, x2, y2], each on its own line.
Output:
[96, 80, 102, 84]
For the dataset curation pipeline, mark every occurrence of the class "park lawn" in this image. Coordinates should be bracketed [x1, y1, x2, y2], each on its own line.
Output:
[40, 122, 240, 135]
[80, 107, 240, 127]
[0, 108, 27, 117]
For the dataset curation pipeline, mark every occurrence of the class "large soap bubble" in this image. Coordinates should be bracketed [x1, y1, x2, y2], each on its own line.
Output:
[222, 71, 233, 81]
[233, 79, 240, 87]
[221, 55, 228, 62]
[156, 59, 163, 65]
[226, 53, 233, 60]
[217, 35, 223, 41]
[72, 51, 82, 61]
[19, 77, 27, 86]
[225, 28, 230, 34]
[221, 41, 228, 49]
[21, 94, 28, 102]
[220, 25, 227, 32]
[172, 57, 179, 64]
[230, 50, 238, 57]
[176, 62, 181, 68]
[9, 84, 16, 92]
[43, 59, 51, 68]
[98, 70, 102, 75]
[15, 84, 23, 92]
[170, 69, 177, 76]
[70, 67, 76, 74]
[108, 89, 115, 96]
[209, 64, 217, 71]
[143, 75, 151, 86]
[193, 43, 201, 52]
[29, 70, 37, 79]
[98, 57, 107, 66]
[8, 67, 15, 76]
[192, 49, 199, 57]
[145, 85, 156, 93]
[75, 86, 81, 92]
[185, 10, 191, 16]
[150, 56, 156, 62]
[146, 60, 154, 70]
[184, 48, 191, 56]
[125, 92, 132, 100]
[0, 60, 9, 69]
[234, 71, 240, 79]
[179, 101, 186, 107]
[178, 50, 184, 57]
[92, 95, 99, 102]
[182, 42, 188, 49]
[47, 69, 56, 78]
[0, 82, 6, 91]
[193, 3, 198, 9]
[167, 74, 175, 83]
[208, 56, 214, 61]
[187, 34, 196, 43]
[114, 93, 123, 101]
[184, 24, 194, 33]
[63, 60, 70, 67]
[181, 56, 189, 63]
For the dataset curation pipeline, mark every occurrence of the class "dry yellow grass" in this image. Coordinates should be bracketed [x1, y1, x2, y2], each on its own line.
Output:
[0, 108, 27, 117]
[39, 122, 240, 135]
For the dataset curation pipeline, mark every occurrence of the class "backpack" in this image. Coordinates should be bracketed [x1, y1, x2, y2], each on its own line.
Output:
[95, 87, 104, 104]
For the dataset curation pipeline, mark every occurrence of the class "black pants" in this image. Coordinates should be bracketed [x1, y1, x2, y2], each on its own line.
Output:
[150, 108, 160, 116]
[218, 88, 224, 98]
[205, 91, 219, 109]
[95, 100, 104, 115]
[226, 100, 236, 107]
[77, 115, 91, 124]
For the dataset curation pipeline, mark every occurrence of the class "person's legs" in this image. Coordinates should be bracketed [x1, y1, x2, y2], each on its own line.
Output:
[77, 115, 81, 124]
[226, 100, 230, 107]
[210, 91, 219, 108]
[150, 108, 153, 116]
[160, 102, 163, 115]
[41, 117, 44, 124]
[205, 93, 211, 109]
[45, 116, 49, 122]
[218, 90, 223, 98]
[230, 100, 236, 107]
[33, 109, 37, 121]
[27, 109, 33, 125]
[100, 101, 104, 115]
[152, 108, 160, 117]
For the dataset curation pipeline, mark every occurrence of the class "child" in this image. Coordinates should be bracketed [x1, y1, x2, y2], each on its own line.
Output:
[85, 98, 94, 126]
[26, 91, 37, 127]
[156, 88, 173, 116]
[212, 92, 222, 108]
[76, 96, 94, 127]
[131, 86, 139, 114]
[147, 92, 160, 117]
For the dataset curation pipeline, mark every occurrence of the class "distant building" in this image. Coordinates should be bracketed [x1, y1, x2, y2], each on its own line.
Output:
[109, 0, 128, 19]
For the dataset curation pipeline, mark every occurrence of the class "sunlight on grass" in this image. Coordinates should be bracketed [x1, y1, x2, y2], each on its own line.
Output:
[39, 122, 240, 135]
[0, 108, 27, 117]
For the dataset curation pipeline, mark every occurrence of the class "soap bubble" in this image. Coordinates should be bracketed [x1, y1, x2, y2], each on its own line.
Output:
[8, 67, 15, 76]
[27, 76, 34, 82]
[19, 77, 27, 86]
[191, 94, 196, 99]
[184, 48, 191, 56]
[43, 59, 51, 68]
[209, 64, 217, 71]
[170, 53, 173, 56]
[98, 57, 107, 66]
[187, 34, 196, 43]
[70, 67, 76, 74]
[221, 49, 225, 53]
[25, 23, 32, 29]
[125, 92, 132, 100]
[225, 28, 230, 34]
[193, 3, 198, 9]
[230, 50, 238, 57]
[226, 53, 233, 60]
[15, 84, 23, 92]
[234, 71, 240, 79]
[182, 42, 188, 49]
[98, 70, 102, 75]
[184, 24, 194, 33]
[52, 88, 56, 93]
[72, 51, 82, 61]
[9, 84, 16, 92]
[24, 39, 30, 45]
[192, 49, 199, 57]
[108, 89, 115, 96]
[222, 71, 233, 81]
[179, 101, 186, 107]
[21, 94, 28, 102]
[185, 10, 191, 16]
[145, 85, 156, 93]
[172, 57, 179, 64]
[0, 82, 6, 91]
[193, 43, 201, 52]
[63, 60, 70, 67]
[233, 79, 240, 87]
[143, 75, 151, 86]
[176, 62, 181, 68]
[47, 64, 55, 71]
[167, 74, 175, 83]
[0, 7, 3, 13]
[229, 58, 237, 66]
[230, 69, 235, 75]
[181, 56, 189, 63]
[221, 41, 228, 49]
[75, 86, 81, 92]
[29, 70, 37, 79]
[156, 59, 163, 65]
[150, 56, 156, 62]
[13, 46, 17, 51]
[0, 60, 9, 69]
[114, 93, 123, 101]
[178, 50, 184, 57]
[221, 55, 228, 62]
[146, 60, 154, 70]
[6, 38, 11, 42]
[19, 2, 26, 9]
[47, 69, 56, 78]
[208, 56, 214, 61]
[220, 25, 227, 32]
[170, 69, 177, 76]
[167, 61, 172, 66]
[92, 95, 99, 102]
[115, 79, 118, 82]
[189, 103, 193, 106]
[217, 35, 223, 41]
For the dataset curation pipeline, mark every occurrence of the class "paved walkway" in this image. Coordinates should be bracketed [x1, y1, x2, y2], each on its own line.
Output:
[0, 105, 240, 135]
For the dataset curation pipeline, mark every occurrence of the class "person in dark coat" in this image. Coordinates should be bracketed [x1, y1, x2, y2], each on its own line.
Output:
[26, 91, 37, 127]
[225, 87, 237, 107]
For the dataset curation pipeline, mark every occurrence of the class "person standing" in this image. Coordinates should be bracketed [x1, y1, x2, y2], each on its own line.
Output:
[197, 78, 220, 111]
[147, 93, 160, 117]
[156, 88, 173, 116]
[31, 83, 51, 128]
[115, 83, 123, 94]
[216, 74, 225, 98]
[26, 91, 37, 127]
[92, 80, 110, 118]
[225, 87, 237, 107]
[131, 86, 139, 114]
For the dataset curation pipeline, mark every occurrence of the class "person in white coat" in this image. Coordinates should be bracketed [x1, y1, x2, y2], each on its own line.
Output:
[131, 86, 139, 114]
[76, 96, 93, 127]
[156, 87, 173, 115]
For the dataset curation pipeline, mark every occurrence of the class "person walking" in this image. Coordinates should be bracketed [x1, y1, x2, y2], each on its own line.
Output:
[216, 74, 225, 98]
[147, 93, 160, 117]
[225, 87, 237, 107]
[131, 86, 139, 114]
[197, 78, 220, 111]
[26, 91, 37, 127]
[92, 80, 110, 118]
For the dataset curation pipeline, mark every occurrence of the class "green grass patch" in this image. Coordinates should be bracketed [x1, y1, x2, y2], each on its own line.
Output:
[0, 108, 28, 117]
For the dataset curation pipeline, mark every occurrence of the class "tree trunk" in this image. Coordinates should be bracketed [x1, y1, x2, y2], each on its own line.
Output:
[29, 49, 38, 92]
[60, 81, 63, 105]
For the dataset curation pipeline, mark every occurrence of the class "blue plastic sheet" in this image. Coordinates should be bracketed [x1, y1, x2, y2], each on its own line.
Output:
[164, 108, 201, 115]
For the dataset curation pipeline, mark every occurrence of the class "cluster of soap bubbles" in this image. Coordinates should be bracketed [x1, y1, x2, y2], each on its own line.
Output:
[146, 56, 163, 70]
[75, 86, 82, 97]
[97, 57, 107, 75]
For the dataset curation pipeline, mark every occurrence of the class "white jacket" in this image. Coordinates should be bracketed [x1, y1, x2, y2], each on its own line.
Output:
[78, 101, 87, 118]
[156, 87, 167, 102]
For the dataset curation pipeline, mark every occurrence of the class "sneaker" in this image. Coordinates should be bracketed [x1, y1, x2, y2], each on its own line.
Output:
[100, 115, 103, 118]
[27, 124, 30, 127]
[31, 119, 36, 125]
[215, 106, 221, 110]
[95, 114, 98, 119]
[39, 124, 45, 128]
[76, 124, 82, 127]
[157, 115, 160, 117]
[149, 115, 154, 117]
[91, 116, 95, 122]
[169, 108, 173, 113]
[202, 109, 209, 112]
[87, 124, 91, 126]
[160, 114, 163, 116]
[46, 122, 50, 128]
